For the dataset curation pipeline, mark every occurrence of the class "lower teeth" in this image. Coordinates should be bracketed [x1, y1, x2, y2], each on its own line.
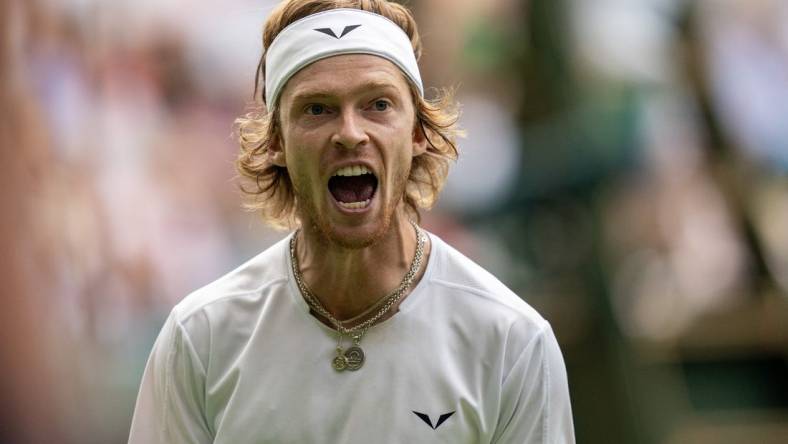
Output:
[338, 199, 370, 209]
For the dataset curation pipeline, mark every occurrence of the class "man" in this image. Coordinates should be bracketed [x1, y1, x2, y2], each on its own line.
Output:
[129, 1, 575, 442]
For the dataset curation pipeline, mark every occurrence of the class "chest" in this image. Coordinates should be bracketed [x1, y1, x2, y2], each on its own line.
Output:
[204, 319, 503, 444]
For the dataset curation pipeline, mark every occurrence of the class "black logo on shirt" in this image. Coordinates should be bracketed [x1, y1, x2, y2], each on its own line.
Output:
[413, 411, 455, 430]
[314, 25, 362, 39]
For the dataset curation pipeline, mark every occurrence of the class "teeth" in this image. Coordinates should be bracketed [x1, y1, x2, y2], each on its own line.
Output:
[333, 165, 371, 177]
[337, 199, 371, 209]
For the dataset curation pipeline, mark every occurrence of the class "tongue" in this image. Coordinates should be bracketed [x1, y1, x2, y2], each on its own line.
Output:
[329, 174, 376, 203]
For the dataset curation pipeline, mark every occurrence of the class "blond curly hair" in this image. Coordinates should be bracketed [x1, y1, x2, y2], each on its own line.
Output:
[235, 0, 461, 229]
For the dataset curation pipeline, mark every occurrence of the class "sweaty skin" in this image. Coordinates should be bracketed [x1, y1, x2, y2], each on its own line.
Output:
[271, 54, 431, 322]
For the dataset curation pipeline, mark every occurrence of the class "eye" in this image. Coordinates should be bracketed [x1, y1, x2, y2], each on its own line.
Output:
[373, 100, 390, 111]
[305, 104, 326, 115]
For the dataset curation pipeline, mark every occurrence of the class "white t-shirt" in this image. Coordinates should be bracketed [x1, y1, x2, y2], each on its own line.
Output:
[129, 232, 575, 443]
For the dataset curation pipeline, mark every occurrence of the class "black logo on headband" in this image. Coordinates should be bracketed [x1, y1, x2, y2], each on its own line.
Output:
[314, 24, 361, 39]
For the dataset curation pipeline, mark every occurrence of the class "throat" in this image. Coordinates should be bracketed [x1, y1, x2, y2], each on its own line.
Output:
[294, 220, 427, 324]
[305, 268, 393, 321]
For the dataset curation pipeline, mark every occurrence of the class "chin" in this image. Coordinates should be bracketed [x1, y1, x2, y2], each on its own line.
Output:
[302, 203, 396, 250]
[297, 186, 405, 250]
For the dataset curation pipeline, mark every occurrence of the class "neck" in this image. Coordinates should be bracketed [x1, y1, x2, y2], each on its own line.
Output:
[294, 211, 428, 322]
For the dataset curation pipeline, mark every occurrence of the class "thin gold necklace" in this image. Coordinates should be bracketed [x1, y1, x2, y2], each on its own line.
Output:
[290, 221, 425, 372]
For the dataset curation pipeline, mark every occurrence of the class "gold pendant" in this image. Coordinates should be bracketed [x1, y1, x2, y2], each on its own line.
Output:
[344, 346, 364, 371]
[332, 334, 365, 372]
[332, 353, 348, 371]
[331, 346, 364, 372]
[332, 335, 349, 371]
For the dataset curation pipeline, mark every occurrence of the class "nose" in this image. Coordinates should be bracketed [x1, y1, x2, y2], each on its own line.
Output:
[331, 108, 369, 150]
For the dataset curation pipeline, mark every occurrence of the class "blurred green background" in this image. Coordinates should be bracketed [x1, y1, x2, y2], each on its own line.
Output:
[2, 0, 788, 443]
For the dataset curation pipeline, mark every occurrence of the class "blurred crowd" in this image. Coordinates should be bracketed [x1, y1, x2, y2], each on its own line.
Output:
[2, 0, 787, 443]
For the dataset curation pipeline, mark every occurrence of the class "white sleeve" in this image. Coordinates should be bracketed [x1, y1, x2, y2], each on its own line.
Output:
[492, 324, 575, 444]
[128, 312, 213, 444]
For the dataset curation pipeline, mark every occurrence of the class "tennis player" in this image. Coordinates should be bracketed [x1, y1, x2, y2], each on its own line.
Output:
[129, 1, 575, 442]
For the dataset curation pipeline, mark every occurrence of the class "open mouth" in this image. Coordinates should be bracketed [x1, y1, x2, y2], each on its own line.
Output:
[328, 165, 378, 210]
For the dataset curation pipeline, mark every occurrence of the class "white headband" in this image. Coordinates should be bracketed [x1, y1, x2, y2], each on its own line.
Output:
[264, 8, 424, 107]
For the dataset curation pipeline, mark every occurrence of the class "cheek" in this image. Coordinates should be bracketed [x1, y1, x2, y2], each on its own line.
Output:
[284, 147, 324, 193]
[385, 144, 415, 189]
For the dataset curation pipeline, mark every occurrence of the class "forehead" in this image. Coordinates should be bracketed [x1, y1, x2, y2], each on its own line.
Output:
[279, 54, 413, 104]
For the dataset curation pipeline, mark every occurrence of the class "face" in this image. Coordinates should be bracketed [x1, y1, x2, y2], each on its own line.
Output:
[273, 54, 427, 248]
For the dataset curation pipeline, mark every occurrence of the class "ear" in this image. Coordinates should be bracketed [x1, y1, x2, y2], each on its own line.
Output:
[412, 120, 428, 157]
[268, 137, 287, 167]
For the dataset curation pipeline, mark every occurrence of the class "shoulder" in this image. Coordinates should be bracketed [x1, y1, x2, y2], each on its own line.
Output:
[423, 231, 550, 349]
[419, 232, 570, 421]
[168, 233, 293, 333]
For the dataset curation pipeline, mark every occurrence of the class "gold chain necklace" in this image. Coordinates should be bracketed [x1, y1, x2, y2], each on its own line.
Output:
[289, 221, 425, 372]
